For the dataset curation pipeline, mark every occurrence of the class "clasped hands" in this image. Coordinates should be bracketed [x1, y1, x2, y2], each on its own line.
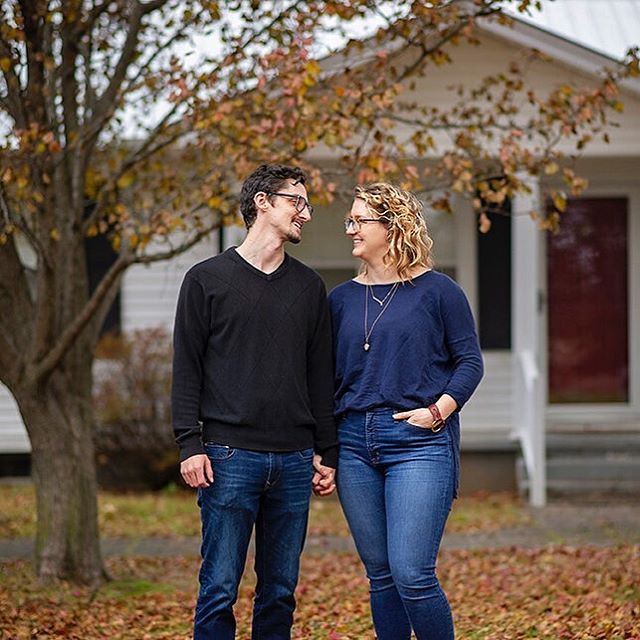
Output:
[180, 452, 336, 496]
[312, 454, 336, 497]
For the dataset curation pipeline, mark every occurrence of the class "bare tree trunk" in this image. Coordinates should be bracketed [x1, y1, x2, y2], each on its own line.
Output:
[15, 369, 106, 585]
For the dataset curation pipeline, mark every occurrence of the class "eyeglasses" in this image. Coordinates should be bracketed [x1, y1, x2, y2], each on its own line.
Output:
[267, 192, 314, 216]
[344, 217, 389, 232]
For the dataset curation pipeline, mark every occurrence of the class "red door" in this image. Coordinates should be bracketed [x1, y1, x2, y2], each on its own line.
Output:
[547, 198, 628, 403]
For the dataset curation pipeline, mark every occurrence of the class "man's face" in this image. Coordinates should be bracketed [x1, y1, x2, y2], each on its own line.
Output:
[263, 180, 312, 244]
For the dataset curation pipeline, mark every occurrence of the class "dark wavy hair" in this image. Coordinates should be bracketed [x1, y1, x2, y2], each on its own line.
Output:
[239, 164, 307, 229]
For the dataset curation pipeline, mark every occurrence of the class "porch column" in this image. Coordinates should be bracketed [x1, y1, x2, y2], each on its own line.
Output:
[511, 175, 546, 507]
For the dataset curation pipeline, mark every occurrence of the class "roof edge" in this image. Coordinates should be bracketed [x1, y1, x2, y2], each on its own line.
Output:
[479, 16, 640, 98]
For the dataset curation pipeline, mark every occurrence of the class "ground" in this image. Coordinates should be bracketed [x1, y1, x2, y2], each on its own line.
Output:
[0, 484, 638, 639]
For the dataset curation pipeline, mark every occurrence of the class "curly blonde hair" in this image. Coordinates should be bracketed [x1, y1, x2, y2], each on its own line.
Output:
[354, 182, 434, 281]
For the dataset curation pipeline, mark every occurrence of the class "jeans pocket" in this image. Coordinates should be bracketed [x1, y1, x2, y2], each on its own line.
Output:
[296, 447, 314, 461]
[203, 443, 235, 461]
[403, 419, 448, 435]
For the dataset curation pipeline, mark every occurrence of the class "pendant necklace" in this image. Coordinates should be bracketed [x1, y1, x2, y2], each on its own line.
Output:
[369, 283, 397, 306]
[363, 281, 400, 352]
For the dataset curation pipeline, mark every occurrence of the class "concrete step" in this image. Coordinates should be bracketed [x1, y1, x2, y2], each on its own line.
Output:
[546, 432, 640, 455]
[546, 456, 640, 481]
[516, 454, 640, 497]
[546, 479, 640, 495]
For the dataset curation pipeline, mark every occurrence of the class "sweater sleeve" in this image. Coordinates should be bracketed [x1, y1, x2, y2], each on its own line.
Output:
[440, 281, 484, 410]
[171, 272, 210, 462]
[307, 280, 339, 468]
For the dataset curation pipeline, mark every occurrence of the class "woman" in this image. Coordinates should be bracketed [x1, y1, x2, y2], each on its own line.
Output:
[329, 183, 483, 639]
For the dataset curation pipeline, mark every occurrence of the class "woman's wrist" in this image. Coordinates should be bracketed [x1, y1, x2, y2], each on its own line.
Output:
[433, 394, 458, 422]
[427, 403, 445, 429]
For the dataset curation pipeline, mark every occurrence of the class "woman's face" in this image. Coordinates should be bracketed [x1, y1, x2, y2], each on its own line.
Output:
[345, 198, 389, 263]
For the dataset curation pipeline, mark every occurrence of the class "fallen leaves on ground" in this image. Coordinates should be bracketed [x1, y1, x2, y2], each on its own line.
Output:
[1, 546, 638, 639]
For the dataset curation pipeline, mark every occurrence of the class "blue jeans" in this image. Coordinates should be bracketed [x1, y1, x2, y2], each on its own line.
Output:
[194, 444, 314, 640]
[337, 409, 455, 640]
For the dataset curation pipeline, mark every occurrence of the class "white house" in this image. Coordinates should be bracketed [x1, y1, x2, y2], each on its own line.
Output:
[2, 3, 639, 502]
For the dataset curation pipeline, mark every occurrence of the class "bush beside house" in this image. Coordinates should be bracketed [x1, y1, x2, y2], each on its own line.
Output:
[93, 328, 180, 490]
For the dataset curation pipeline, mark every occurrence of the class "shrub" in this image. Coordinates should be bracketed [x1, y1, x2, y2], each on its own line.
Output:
[93, 328, 179, 490]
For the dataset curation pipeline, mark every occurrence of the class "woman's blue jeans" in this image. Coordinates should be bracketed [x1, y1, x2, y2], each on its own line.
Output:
[194, 444, 314, 640]
[338, 409, 455, 640]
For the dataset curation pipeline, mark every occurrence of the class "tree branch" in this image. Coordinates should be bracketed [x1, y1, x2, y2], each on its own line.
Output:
[0, 183, 48, 263]
[76, 0, 111, 37]
[86, 0, 169, 139]
[133, 223, 219, 266]
[29, 252, 134, 383]
[31, 210, 219, 383]
[0, 37, 27, 128]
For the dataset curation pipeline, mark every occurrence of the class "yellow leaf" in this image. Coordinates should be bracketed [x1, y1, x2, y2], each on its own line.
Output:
[50, 228, 60, 241]
[116, 173, 135, 189]
[478, 212, 492, 233]
[305, 60, 321, 76]
[544, 161, 559, 175]
[552, 192, 567, 212]
[0, 57, 11, 72]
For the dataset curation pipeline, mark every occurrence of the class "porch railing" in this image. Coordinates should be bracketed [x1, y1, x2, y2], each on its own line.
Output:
[515, 349, 546, 507]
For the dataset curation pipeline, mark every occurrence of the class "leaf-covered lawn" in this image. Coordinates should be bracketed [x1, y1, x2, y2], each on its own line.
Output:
[0, 483, 529, 539]
[1, 546, 638, 639]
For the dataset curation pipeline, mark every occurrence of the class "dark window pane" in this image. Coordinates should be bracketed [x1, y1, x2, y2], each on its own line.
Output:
[85, 234, 121, 336]
[477, 204, 512, 349]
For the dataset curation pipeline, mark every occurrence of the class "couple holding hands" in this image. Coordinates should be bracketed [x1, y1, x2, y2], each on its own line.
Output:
[172, 163, 483, 639]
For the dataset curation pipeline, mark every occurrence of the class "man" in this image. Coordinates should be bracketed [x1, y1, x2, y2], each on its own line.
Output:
[172, 164, 337, 639]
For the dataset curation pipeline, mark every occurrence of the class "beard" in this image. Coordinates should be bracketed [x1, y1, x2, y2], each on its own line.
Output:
[285, 226, 302, 244]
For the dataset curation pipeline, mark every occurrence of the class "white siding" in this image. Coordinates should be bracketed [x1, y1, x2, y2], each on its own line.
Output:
[122, 234, 219, 332]
[0, 386, 29, 453]
[462, 351, 513, 434]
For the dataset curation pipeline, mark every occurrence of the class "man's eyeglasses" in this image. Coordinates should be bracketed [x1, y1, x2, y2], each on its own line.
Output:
[344, 217, 389, 232]
[267, 192, 314, 216]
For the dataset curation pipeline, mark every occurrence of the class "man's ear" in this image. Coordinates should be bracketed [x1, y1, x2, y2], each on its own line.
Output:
[254, 192, 269, 213]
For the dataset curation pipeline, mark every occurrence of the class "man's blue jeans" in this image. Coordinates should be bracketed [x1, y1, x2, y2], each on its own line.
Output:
[194, 444, 314, 640]
[337, 409, 455, 640]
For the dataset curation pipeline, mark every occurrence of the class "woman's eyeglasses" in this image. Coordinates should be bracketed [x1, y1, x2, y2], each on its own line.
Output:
[344, 217, 389, 232]
[267, 192, 314, 215]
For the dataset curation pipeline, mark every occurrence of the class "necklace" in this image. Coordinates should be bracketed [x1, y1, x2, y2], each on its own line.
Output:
[369, 283, 397, 306]
[363, 282, 400, 351]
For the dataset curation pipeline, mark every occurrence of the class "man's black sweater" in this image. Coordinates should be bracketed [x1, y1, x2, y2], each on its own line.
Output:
[171, 248, 338, 467]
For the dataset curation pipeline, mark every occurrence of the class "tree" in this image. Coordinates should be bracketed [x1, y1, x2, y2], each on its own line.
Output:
[0, 0, 637, 584]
